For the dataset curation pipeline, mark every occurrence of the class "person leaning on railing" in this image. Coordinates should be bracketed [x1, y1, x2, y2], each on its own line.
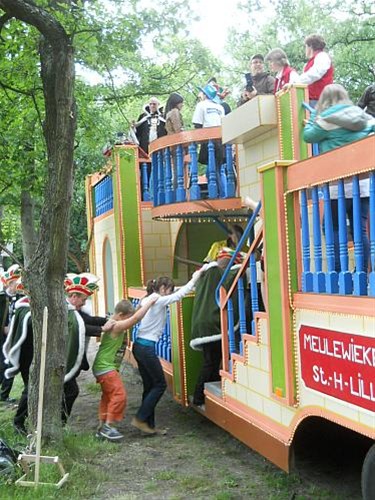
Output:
[303, 83, 375, 272]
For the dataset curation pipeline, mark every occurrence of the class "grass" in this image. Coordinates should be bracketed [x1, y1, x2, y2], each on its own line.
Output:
[0, 376, 119, 499]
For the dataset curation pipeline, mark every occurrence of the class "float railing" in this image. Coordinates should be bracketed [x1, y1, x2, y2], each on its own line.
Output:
[148, 127, 238, 206]
[287, 135, 375, 297]
[214, 203, 264, 372]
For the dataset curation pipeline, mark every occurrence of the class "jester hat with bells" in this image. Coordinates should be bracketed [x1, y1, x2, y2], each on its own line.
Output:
[64, 273, 100, 297]
[1, 264, 22, 288]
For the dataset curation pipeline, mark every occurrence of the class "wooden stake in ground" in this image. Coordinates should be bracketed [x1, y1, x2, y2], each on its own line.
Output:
[16, 306, 69, 488]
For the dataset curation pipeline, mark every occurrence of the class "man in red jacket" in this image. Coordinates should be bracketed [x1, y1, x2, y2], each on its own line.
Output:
[298, 34, 334, 106]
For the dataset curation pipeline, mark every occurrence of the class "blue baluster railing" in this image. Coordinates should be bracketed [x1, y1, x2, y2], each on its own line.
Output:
[249, 252, 259, 335]
[207, 140, 218, 199]
[227, 298, 236, 370]
[141, 162, 151, 201]
[157, 151, 165, 206]
[225, 144, 236, 198]
[152, 152, 158, 205]
[322, 183, 338, 293]
[175, 144, 186, 202]
[369, 172, 375, 296]
[300, 189, 313, 292]
[237, 276, 246, 355]
[94, 176, 114, 217]
[337, 179, 353, 294]
[164, 147, 174, 204]
[189, 142, 201, 200]
[215, 203, 262, 371]
[220, 165, 227, 198]
[352, 175, 367, 295]
[311, 186, 325, 292]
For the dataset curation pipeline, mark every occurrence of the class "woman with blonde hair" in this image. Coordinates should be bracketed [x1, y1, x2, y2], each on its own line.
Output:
[265, 48, 298, 93]
[303, 83, 375, 272]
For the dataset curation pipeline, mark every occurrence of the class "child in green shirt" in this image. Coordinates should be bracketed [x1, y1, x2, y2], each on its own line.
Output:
[93, 296, 157, 441]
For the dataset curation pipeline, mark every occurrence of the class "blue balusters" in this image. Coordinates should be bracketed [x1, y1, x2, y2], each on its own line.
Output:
[94, 176, 113, 216]
[157, 151, 165, 206]
[225, 144, 236, 198]
[164, 147, 175, 204]
[207, 140, 218, 199]
[352, 175, 367, 295]
[337, 179, 353, 294]
[227, 298, 236, 372]
[189, 143, 201, 200]
[300, 189, 313, 292]
[322, 183, 338, 293]
[312, 186, 325, 292]
[237, 276, 246, 355]
[220, 165, 227, 198]
[152, 152, 158, 205]
[249, 253, 259, 335]
[141, 163, 150, 201]
[175, 144, 186, 202]
[369, 172, 375, 296]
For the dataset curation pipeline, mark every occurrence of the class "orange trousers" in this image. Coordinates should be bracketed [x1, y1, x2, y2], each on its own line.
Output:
[96, 370, 127, 423]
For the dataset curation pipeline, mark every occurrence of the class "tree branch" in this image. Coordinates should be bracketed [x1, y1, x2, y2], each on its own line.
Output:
[0, 241, 23, 267]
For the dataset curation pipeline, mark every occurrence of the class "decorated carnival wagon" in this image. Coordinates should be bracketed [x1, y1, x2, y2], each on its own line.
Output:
[86, 86, 375, 498]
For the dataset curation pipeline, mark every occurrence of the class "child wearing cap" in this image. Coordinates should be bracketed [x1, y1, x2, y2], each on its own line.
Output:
[93, 296, 158, 441]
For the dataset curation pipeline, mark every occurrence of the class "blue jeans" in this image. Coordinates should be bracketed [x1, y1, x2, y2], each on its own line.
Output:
[132, 341, 167, 428]
[330, 197, 370, 272]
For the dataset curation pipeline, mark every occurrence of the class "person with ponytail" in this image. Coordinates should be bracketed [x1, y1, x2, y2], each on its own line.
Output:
[128, 265, 214, 434]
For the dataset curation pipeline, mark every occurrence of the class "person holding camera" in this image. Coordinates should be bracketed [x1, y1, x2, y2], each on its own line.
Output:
[238, 54, 275, 106]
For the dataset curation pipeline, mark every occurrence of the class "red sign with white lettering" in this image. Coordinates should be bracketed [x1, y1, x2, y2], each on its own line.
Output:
[299, 325, 375, 412]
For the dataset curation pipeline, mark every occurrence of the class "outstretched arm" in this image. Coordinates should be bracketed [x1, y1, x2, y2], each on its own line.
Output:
[102, 296, 158, 334]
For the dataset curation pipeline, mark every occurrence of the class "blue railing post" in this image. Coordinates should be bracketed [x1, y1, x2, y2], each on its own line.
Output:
[175, 144, 186, 202]
[220, 165, 227, 198]
[152, 152, 158, 205]
[189, 143, 201, 200]
[164, 147, 175, 204]
[323, 183, 338, 293]
[207, 140, 218, 199]
[157, 151, 165, 206]
[227, 298, 236, 366]
[352, 175, 367, 295]
[312, 186, 325, 292]
[337, 179, 353, 294]
[225, 144, 236, 198]
[300, 189, 313, 292]
[249, 253, 259, 335]
[141, 163, 150, 201]
[369, 172, 375, 297]
[237, 277, 246, 355]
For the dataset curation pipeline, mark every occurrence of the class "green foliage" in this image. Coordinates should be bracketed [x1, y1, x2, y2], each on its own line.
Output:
[0, 0, 221, 266]
[227, 0, 374, 100]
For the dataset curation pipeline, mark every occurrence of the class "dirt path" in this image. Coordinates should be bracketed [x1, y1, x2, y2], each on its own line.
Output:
[69, 341, 363, 500]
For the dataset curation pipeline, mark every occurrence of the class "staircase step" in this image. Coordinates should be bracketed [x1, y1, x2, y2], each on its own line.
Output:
[204, 381, 222, 398]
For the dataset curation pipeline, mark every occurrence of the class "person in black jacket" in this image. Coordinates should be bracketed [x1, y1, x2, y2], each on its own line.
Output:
[0, 264, 22, 403]
[133, 97, 167, 154]
[63, 273, 107, 422]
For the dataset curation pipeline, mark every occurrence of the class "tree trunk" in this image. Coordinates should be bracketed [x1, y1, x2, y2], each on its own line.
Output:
[0, 0, 77, 441]
[21, 190, 38, 267]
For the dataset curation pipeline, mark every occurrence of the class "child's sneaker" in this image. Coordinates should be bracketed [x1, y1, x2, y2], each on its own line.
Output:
[99, 424, 124, 441]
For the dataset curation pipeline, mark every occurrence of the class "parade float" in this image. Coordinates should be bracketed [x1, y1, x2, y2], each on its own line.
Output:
[85, 86, 375, 498]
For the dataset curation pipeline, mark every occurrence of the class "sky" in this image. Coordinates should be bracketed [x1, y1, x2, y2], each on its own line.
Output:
[188, 0, 249, 57]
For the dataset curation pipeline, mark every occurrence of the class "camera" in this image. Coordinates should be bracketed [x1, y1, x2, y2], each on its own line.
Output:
[245, 73, 254, 92]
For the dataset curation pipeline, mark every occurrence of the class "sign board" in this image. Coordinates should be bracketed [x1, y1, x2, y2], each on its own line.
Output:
[299, 325, 375, 412]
